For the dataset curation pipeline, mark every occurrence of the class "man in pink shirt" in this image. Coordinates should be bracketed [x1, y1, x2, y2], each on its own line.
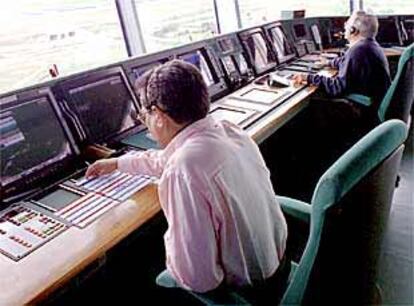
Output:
[86, 60, 288, 302]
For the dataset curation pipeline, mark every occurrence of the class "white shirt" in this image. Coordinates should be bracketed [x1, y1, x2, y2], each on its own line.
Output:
[118, 115, 287, 292]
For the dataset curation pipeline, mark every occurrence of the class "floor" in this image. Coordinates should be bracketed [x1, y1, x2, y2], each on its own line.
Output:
[378, 122, 414, 305]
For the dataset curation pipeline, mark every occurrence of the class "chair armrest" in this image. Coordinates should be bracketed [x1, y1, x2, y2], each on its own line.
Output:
[344, 93, 372, 107]
[276, 196, 311, 223]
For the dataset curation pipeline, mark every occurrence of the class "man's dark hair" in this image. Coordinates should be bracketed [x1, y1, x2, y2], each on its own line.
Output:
[135, 59, 210, 124]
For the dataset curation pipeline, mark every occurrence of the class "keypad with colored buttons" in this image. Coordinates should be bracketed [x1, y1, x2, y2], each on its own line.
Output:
[0, 204, 68, 261]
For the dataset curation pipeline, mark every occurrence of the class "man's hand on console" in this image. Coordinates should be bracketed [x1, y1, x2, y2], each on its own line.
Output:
[314, 57, 329, 69]
[292, 73, 308, 87]
[85, 158, 118, 178]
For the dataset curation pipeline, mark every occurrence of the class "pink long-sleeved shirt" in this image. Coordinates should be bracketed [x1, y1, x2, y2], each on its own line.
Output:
[118, 116, 287, 292]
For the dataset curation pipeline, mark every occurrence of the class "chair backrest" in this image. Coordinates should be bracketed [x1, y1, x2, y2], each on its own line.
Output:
[378, 43, 414, 123]
[281, 119, 408, 306]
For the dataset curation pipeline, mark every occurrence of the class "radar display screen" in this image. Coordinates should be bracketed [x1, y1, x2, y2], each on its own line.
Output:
[293, 23, 307, 39]
[268, 25, 296, 63]
[240, 31, 276, 73]
[377, 18, 401, 46]
[179, 51, 215, 87]
[58, 68, 140, 145]
[0, 88, 73, 187]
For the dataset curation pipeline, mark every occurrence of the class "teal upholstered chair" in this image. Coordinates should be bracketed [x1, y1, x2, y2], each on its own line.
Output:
[279, 119, 408, 305]
[344, 43, 414, 125]
[378, 43, 414, 124]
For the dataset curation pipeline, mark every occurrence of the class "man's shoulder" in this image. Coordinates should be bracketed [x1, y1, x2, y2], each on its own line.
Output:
[346, 39, 385, 63]
[351, 39, 382, 54]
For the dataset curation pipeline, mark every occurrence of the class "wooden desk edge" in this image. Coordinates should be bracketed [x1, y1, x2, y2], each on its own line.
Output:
[1, 184, 161, 305]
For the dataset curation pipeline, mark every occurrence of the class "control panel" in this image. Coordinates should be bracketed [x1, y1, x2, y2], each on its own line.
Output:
[0, 203, 68, 261]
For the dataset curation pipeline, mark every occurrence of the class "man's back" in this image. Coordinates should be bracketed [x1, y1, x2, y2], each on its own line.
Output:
[308, 38, 391, 112]
[159, 116, 287, 292]
[341, 38, 391, 108]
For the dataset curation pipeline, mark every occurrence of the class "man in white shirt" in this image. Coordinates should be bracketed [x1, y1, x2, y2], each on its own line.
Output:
[86, 60, 288, 302]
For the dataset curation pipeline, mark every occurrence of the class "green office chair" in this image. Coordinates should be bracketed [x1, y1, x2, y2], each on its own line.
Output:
[345, 43, 414, 125]
[278, 119, 408, 305]
[378, 43, 414, 124]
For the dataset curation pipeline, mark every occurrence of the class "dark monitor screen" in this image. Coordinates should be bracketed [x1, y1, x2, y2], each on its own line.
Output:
[268, 25, 296, 63]
[401, 18, 414, 43]
[178, 51, 215, 87]
[0, 88, 74, 188]
[215, 36, 249, 77]
[58, 68, 140, 145]
[293, 23, 307, 39]
[294, 10, 305, 18]
[240, 31, 276, 74]
[377, 18, 401, 46]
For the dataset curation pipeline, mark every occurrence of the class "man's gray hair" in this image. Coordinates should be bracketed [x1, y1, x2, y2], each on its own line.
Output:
[352, 10, 379, 38]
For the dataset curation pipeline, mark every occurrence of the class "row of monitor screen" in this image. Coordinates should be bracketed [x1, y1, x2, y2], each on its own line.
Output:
[0, 46, 226, 196]
[0, 31, 264, 194]
[0, 15, 409, 200]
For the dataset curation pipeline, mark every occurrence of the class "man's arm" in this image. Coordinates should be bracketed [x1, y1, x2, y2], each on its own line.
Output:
[307, 73, 347, 97]
[160, 171, 224, 293]
[117, 149, 165, 177]
[307, 53, 359, 97]
[329, 56, 345, 69]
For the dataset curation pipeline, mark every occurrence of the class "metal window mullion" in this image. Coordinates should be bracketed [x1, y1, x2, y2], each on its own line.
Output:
[234, 0, 242, 29]
[213, 0, 221, 34]
[115, 0, 146, 57]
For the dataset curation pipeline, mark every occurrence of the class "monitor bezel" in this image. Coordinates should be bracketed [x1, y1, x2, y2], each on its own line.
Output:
[173, 42, 229, 101]
[238, 28, 277, 76]
[0, 86, 79, 200]
[122, 51, 170, 92]
[263, 22, 296, 64]
[292, 22, 309, 41]
[210, 33, 254, 88]
[55, 66, 142, 146]
[377, 16, 403, 46]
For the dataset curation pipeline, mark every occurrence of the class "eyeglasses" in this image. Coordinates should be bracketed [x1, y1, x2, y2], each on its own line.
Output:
[137, 103, 167, 124]
[137, 106, 153, 124]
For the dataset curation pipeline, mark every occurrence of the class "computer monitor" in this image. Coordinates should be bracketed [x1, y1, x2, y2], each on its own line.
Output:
[178, 50, 216, 87]
[56, 67, 141, 146]
[377, 17, 402, 47]
[330, 17, 347, 47]
[310, 24, 323, 50]
[293, 23, 308, 41]
[265, 23, 296, 64]
[400, 16, 414, 45]
[0, 87, 77, 199]
[177, 47, 228, 100]
[239, 29, 277, 75]
[212, 34, 251, 84]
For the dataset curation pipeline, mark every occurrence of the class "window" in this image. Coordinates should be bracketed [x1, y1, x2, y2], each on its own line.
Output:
[0, 0, 127, 95]
[133, 0, 218, 53]
[238, 0, 350, 28]
[362, 0, 414, 15]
